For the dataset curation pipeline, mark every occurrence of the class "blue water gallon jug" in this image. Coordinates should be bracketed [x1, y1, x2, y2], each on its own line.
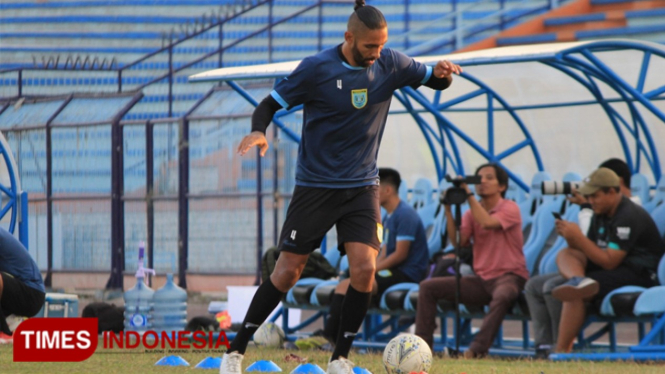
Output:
[124, 242, 155, 333]
[124, 275, 155, 332]
[152, 273, 187, 334]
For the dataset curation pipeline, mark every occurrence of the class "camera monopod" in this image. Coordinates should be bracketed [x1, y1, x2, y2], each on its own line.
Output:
[441, 174, 480, 355]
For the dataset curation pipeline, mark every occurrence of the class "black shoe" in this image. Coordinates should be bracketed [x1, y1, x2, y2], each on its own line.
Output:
[534, 347, 551, 360]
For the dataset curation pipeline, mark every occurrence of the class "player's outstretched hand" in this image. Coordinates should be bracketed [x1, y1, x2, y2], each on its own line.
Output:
[237, 131, 269, 156]
[433, 60, 462, 78]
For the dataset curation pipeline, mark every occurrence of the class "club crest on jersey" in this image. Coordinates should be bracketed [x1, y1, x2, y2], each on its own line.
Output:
[351, 89, 368, 109]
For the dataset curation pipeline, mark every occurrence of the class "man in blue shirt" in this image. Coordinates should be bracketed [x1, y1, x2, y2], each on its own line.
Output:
[0, 227, 45, 343]
[223, 0, 460, 372]
[320, 168, 428, 345]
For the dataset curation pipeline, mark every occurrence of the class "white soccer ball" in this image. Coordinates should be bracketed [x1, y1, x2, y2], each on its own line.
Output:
[382, 334, 432, 374]
[253, 322, 285, 347]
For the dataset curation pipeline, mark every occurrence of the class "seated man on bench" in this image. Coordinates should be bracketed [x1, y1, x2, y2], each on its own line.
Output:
[551, 167, 664, 353]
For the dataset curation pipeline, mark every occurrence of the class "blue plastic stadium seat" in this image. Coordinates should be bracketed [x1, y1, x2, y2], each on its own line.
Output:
[522, 198, 564, 275]
[505, 174, 527, 204]
[599, 205, 665, 317]
[411, 178, 434, 210]
[631, 173, 650, 208]
[643, 176, 665, 213]
[602, 254, 665, 317]
[537, 204, 581, 275]
[650, 203, 665, 239]
[380, 283, 419, 311]
[398, 180, 409, 202]
[518, 171, 552, 232]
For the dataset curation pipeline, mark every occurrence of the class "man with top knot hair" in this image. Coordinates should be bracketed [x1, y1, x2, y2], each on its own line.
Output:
[223, 1, 461, 373]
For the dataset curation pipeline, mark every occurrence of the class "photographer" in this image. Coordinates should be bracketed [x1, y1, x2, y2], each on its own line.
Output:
[524, 158, 641, 358]
[550, 167, 664, 353]
[415, 163, 528, 358]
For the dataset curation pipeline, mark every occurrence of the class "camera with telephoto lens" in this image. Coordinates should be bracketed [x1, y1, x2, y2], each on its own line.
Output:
[541, 181, 582, 195]
[440, 174, 482, 205]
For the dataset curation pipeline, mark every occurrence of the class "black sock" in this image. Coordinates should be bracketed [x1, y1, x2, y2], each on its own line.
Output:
[331, 285, 371, 360]
[228, 278, 285, 354]
[323, 293, 345, 342]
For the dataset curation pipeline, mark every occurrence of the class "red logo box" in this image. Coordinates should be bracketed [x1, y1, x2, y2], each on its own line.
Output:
[14, 318, 98, 362]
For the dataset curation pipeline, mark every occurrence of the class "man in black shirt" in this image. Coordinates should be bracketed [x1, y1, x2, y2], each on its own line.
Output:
[551, 167, 664, 353]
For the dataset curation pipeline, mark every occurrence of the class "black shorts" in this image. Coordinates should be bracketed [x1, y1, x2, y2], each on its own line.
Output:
[277, 185, 381, 255]
[0, 272, 45, 333]
[375, 269, 412, 296]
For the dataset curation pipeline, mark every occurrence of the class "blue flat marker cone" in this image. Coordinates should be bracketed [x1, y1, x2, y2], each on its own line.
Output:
[246, 360, 282, 372]
[195, 356, 222, 369]
[352, 367, 372, 374]
[155, 355, 190, 366]
[290, 363, 325, 374]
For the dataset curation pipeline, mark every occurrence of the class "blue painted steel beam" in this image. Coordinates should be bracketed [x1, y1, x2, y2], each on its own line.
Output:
[19, 191, 28, 247]
[549, 352, 665, 362]
[437, 88, 486, 111]
[562, 53, 661, 181]
[225, 80, 301, 143]
[393, 90, 446, 180]
[636, 51, 650, 94]
[576, 50, 662, 181]
[545, 61, 636, 177]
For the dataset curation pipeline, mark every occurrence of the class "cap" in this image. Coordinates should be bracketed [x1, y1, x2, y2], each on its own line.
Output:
[578, 167, 620, 195]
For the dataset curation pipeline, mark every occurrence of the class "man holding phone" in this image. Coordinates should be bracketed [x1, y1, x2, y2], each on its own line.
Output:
[527, 168, 663, 356]
[550, 167, 663, 353]
[525, 160, 646, 358]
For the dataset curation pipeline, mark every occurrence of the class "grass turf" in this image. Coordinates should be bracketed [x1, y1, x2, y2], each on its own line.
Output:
[2, 344, 665, 373]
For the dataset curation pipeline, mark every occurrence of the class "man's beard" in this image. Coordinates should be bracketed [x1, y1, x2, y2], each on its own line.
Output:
[352, 43, 375, 67]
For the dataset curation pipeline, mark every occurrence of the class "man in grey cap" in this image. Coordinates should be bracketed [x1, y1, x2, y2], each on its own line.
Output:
[550, 167, 664, 353]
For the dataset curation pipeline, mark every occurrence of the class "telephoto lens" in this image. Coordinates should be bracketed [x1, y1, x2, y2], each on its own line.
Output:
[541, 181, 581, 195]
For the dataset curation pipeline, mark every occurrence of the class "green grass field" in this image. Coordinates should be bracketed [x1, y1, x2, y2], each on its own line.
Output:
[2, 344, 665, 374]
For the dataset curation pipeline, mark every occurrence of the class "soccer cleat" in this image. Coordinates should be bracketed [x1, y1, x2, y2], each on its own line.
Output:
[219, 351, 244, 374]
[551, 276, 599, 301]
[327, 357, 355, 374]
[0, 332, 13, 344]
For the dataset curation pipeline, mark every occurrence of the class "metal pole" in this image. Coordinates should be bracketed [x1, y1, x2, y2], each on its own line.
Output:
[146, 121, 155, 287]
[168, 44, 174, 117]
[46, 122, 53, 288]
[268, 0, 274, 63]
[108, 114, 126, 289]
[455, 4, 462, 50]
[218, 23, 224, 68]
[45, 97, 72, 288]
[177, 118, 189, 289]
[118, 70, 122, 93]
[318, 1, 323, 52]
[404, 0, 410, 50]
[18, 70, 22, 97]
[255, 148, 263, 286]
[454, 202, 462, 355]
[499, 0, 505, 31]
[272, 124, 279, 245]
[107, 93, 144, 290]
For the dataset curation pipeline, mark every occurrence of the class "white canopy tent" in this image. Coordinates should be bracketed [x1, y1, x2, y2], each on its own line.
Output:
[190, 39, 665, 189]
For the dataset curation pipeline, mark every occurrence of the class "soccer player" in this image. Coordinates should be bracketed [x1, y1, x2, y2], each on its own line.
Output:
[222, 0, 461, 373]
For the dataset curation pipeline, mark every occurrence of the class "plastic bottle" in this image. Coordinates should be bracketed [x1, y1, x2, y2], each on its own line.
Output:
[123, 242, 155, 333]
[152, 273, 188, 334]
